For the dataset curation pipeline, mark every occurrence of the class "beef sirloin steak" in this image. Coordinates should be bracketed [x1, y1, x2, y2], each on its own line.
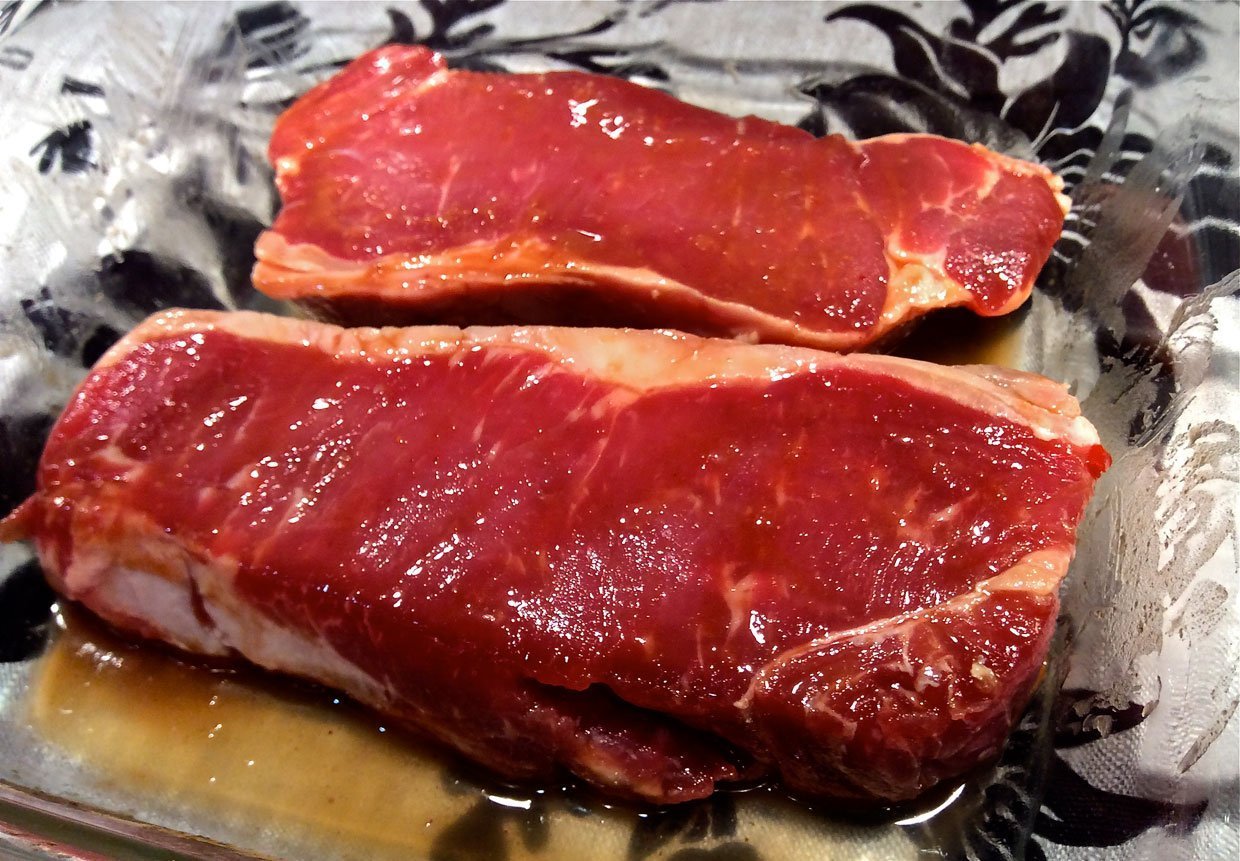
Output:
[2, 310, 1108, 803]
[254, 46, 1069, 351]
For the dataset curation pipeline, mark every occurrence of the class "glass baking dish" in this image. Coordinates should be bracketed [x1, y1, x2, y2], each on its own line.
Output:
[0, 2, 1235, 859]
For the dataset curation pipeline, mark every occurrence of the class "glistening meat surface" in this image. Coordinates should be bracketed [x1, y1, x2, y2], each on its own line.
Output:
[3, 310, 1109, 803]
[254, 47, 1070, 351]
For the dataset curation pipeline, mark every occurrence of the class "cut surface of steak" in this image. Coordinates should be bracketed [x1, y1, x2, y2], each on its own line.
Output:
[2, 310, 1109, 803]
[253, 47, 1070, 351]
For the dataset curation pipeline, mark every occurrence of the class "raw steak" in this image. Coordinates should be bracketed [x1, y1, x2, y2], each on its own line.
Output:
[3, 310, 1108, 803]
[253, 47, 1070, 351]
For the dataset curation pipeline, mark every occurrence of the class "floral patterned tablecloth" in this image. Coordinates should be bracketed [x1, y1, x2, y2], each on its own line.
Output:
[0, 2, 1235, 859]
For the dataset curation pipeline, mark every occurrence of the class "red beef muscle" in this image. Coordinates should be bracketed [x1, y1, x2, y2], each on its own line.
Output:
[254, 47, 1070, 351]
[2, 311, 1108, 802]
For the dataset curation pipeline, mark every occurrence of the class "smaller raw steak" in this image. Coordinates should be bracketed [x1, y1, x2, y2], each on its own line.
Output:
[254, 47, 1070, 351]
[3, 311, 1108, 803]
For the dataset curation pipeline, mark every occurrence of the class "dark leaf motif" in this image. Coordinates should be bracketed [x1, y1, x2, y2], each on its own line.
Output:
[543, 49, 669, 82]
[81, 325, 122, 366]
[385, 0, 506, 50]
[825, 6, 954, 95]
[0, 44, 33, 71]
[96, 251, 226, 319]
[1035, 681, 1216, 850]
[384, 1, 656, 78]
[907, 769, 1039, 861]
[1004, 32, 1112, 145]
[0, 1, 19, 36]
[440, 21, 497, 51]
[626, 793, 738, 861]
[428, 796, 548, 861]
[798, 74, 954, 138]
[795, 107, 829, 138]
[825, 5, 1005, 114]
[0, 415, 54, 520]
[986, 26, 1059, 60]
[449, 55, 511, 74]
[29, 120, 95, 174]
[951, 0, 1029, 37]
[632, 0, 718, 21]
[1026, 836, 1049, 861]
[60, 76, 104, 97]
[1077, 289, 1177, 445]
[1101, 0, 1127, 34]
[0, 0, 42, 40]
[515, 803, 549, 854]
[422, 0, 506, 44]
[957, 737, 1048, 860]
[430, 749, 544, 812]
[220, 1, 311, 69]
[1117, 26, 1204, 88]
[18, 287, 122, 366]
[498, 7, 623, 46]
[823, 2, 1128, 159]
[1100, 296, 1185, 447]
[429, 798, 510, 861]
[0, 560, 55, 662]
[1099, 277, 1239, 448]
[20, 287, 84, 356]
[228, 125, 257, 187]
[233, 0, 299, 37]
[630, 807, 704, 858]
[175, 177, 279, 312]
[934, 43, 1004, 116]
[797, 74, 1026, 150]
[384, 2, 664, 81]
[1107, 1, 1207, 87]
[385, 8, 416, 45]
[968, 2, 1066, 58]
[1034, 754, 1208, 847]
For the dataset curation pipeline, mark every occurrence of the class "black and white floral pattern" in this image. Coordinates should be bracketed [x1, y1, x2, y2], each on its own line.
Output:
[0, 3, 1235, 860]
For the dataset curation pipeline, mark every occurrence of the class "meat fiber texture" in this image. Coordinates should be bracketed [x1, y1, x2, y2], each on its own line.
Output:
[253, 47, 1071, 352]
[2, 310, 1109, 804]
